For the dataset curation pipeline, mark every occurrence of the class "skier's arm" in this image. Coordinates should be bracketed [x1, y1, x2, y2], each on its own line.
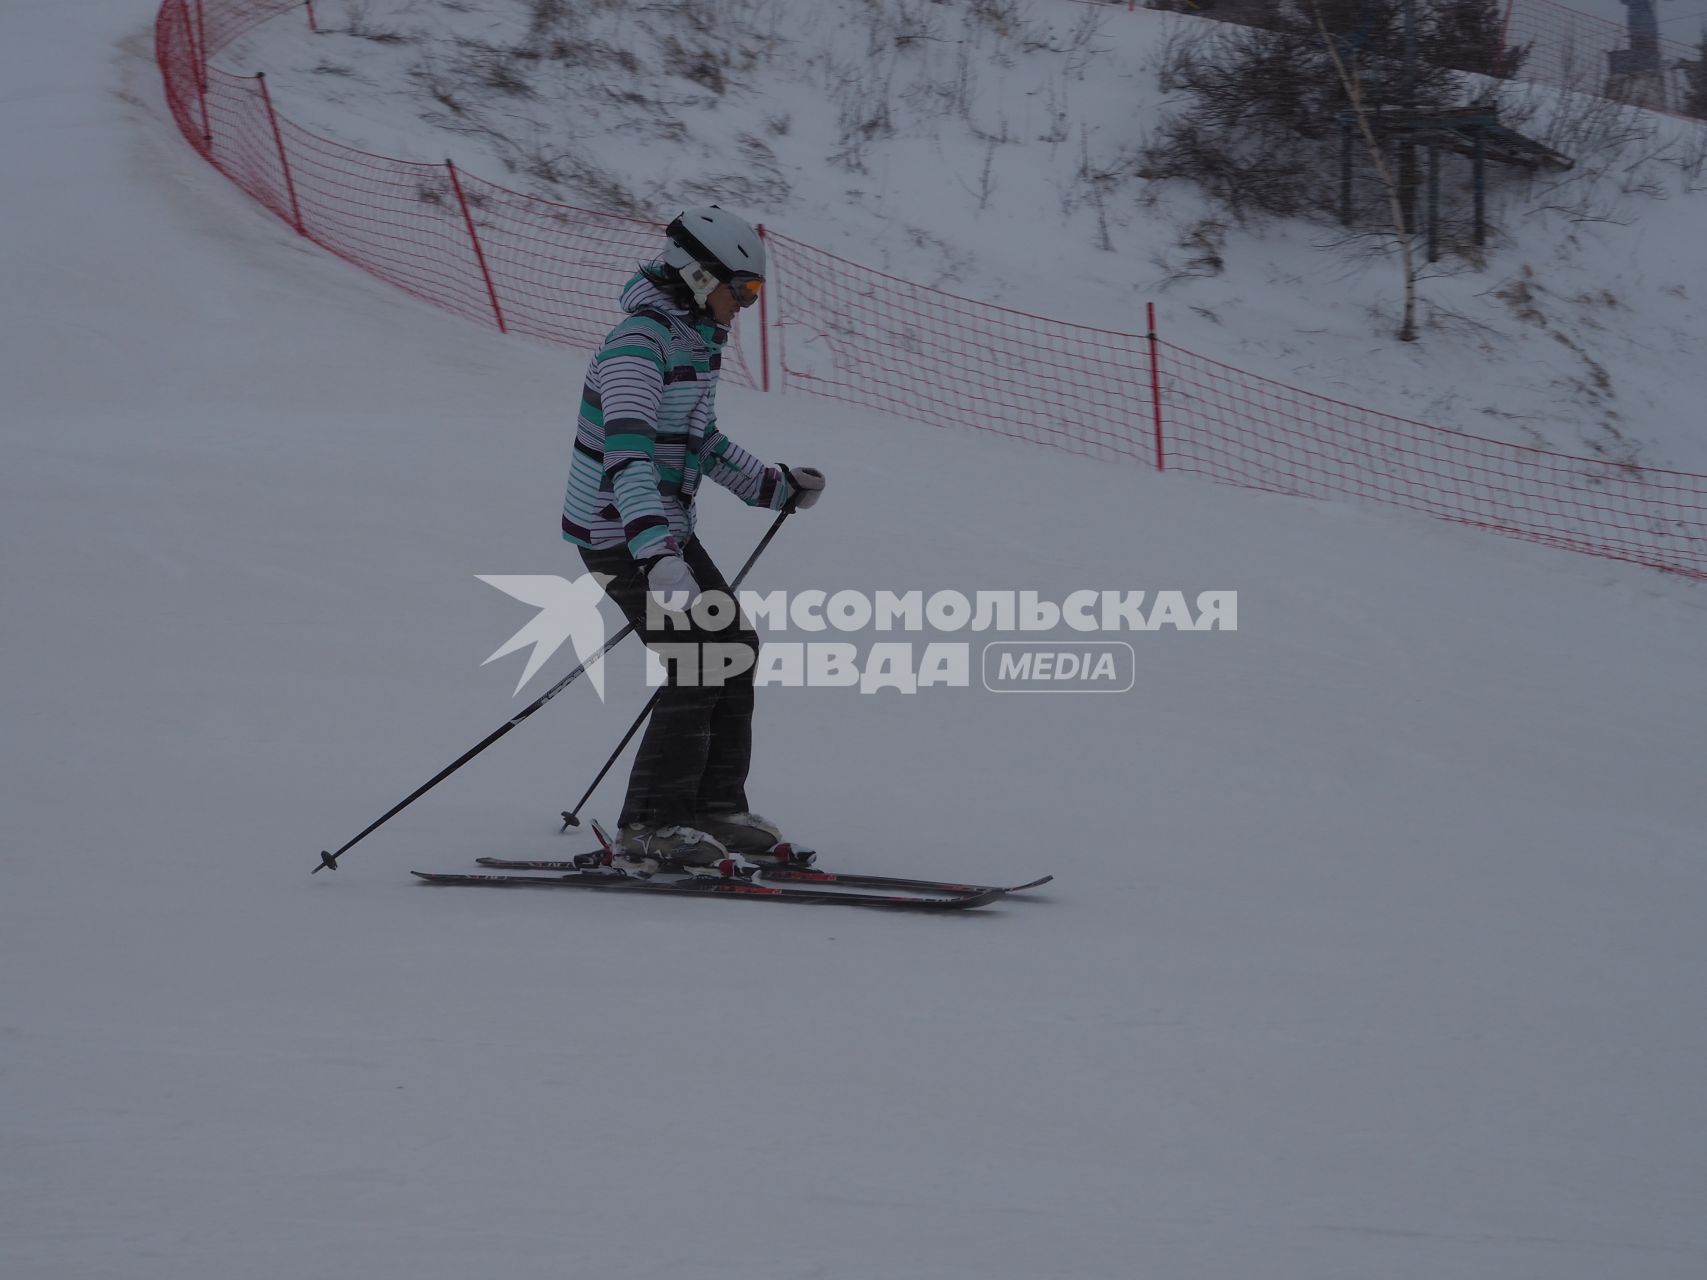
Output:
[598, 341, 679, 559]
[701, 421, 792, 511]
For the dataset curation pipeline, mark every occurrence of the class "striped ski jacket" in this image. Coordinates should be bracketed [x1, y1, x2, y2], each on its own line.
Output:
[562, 274, 791, 560]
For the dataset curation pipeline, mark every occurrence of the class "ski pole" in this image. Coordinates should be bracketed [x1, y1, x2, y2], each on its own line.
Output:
[313, 624, 634, 874]
[314, 509, 792, 873]
[563, 505, 794, 829]
[560, 688, 661, 831]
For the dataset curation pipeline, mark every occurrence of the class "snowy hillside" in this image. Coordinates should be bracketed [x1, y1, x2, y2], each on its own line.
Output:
[5, 3, 1707, 1280]
[231, 0, 1707, 471]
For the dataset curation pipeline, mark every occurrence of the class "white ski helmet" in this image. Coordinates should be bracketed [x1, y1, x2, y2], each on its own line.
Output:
[661, 206, 766, 307]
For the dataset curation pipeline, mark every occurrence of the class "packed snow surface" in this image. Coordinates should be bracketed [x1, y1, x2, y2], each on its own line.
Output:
[4, 4, 1706, 1279]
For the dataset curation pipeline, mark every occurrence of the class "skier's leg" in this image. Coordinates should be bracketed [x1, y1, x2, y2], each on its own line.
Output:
[579, 546, 719, 828]
[621, 686, 718, 827]
[679, 539, 759, 817]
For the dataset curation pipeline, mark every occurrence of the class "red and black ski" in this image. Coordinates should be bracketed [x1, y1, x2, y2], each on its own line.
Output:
[413, 869, 1005, 910]
[474, 855, 1052, 898]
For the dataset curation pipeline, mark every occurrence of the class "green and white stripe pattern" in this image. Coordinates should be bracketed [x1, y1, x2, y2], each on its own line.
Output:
[562, 274, 789, 559]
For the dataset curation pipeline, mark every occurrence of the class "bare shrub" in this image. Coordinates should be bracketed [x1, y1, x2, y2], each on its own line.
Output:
[1150, 217, 1228, 288]
[1430, 0, 1528, 79]
[451, 42, 537, 98]
[342, 0, 412, 45]
[966, 0, 1051, 50]
[658, 34, 728, 95]
[892, 1, 947, 50]
[825, 51, 898, 172]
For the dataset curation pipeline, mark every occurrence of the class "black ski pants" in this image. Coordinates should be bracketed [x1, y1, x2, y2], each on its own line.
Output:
[579, 538, 759, 828]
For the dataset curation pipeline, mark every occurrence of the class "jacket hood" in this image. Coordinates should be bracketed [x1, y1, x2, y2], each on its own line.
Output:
[619, 270, 725, 346]
[619, 271, 680, 317]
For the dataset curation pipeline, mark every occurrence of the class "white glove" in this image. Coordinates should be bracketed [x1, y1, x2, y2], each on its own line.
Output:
[781, 465, 826, 512]
[646, 554, 700, 613]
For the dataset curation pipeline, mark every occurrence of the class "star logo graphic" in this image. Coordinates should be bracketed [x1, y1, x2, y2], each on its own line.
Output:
[476, 573, 613, 698]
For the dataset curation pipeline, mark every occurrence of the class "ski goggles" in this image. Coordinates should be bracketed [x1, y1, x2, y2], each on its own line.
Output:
[729, 274, 764, 306]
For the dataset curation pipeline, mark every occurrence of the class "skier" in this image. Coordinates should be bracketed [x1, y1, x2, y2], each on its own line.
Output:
[562, 207, 826, 871]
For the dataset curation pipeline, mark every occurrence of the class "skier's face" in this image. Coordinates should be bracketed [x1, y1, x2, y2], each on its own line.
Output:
[707, 285, 739, 326]
[707, 277, 762, 326]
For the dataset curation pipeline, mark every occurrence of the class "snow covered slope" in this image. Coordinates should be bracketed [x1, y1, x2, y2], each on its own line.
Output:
[4, 4, 1707, 1279]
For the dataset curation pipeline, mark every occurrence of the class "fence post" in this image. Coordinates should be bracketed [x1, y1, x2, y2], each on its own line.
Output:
[756, 223, 772, 393]
[1147, 302, 1166, 473]
[255, 74, 305, 237]
[190, 0, 212, 144]
[446, 160, 507, 334]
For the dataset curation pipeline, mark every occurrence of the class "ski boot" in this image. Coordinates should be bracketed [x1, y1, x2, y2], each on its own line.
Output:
[691, 812, 816, 867]
[606, 822, 743, 879]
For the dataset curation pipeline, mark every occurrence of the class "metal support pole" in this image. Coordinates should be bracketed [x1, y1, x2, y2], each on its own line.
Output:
[256, 74, 305, 237]
[1147, 302, 1166, 473]
[446, 161, 507, 334]
[192, 0, 208, 79]
[191, 0, 212, 144]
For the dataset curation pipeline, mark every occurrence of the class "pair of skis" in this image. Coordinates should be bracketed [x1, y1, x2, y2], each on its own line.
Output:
[412, 824, 1052, 911]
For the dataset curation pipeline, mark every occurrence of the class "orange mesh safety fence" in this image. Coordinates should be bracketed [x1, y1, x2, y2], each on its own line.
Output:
[157, 0, 1707, 579]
